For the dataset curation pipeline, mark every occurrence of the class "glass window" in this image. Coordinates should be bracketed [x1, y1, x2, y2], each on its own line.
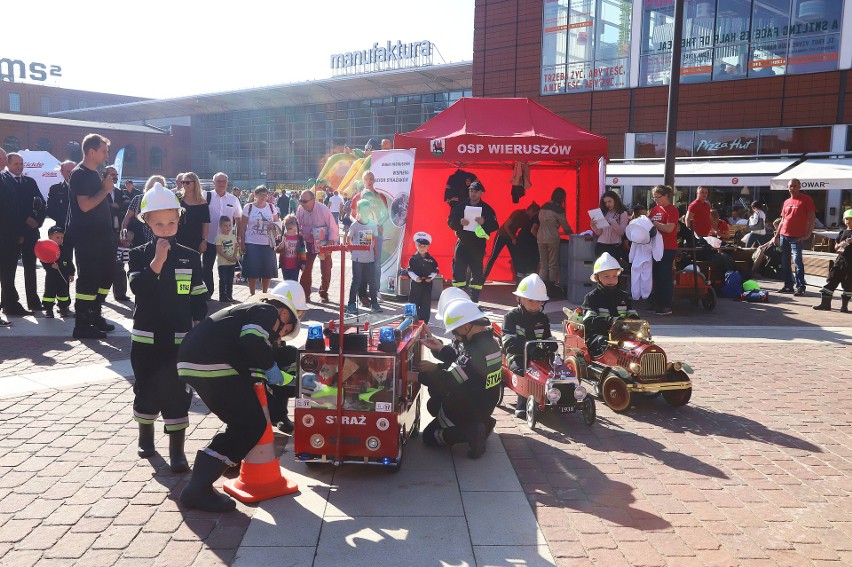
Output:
[59, 98, 70, 111]
[3, 136, 20, 153]
[297, 353, 396, 411]
[78, 100, 88, 109]
[759, 126, 830, 154]
[124, 145, 137, 167]
[8, 93, 20, 112]
[149, 147, 163, 170]
[36, 138, 52, 152]
[693, 129, 759, 155]
[40, 96, 51, 115]
[635, 132, 694, 157]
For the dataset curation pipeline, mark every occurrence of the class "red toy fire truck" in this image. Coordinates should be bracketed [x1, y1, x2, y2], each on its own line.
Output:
[292, 243, 424, 471]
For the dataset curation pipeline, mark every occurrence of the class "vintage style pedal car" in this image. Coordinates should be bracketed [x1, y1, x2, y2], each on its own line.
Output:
[563, 308, 693, 412]
[492, 324, 595, 429]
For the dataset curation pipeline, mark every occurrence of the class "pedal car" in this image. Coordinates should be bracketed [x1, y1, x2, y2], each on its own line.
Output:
[563, 308, 693, 412]
[492, 324, 595, 429]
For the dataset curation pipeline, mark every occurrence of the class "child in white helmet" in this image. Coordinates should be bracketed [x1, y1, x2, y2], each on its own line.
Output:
[501, 273, 556, 419]
[128, 183, 208, 472]
[407, 231, 439, 323]
[582, 252, 638, 358]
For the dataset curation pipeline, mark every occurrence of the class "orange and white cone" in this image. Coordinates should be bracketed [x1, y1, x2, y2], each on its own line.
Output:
[223, 383, 299, 503]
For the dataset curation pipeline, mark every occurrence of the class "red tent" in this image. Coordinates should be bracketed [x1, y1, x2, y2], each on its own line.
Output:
[394, 97, 608, 283]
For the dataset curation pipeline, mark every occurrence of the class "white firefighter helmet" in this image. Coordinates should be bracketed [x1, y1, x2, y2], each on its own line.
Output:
[270, 280, 308, 313]
[443, 298, 485, 333]
[513, 273, 549, 301]
[139, 182, 181, 220]
[436, 287, 471, 320]
[590, 252, 622, 282]
[247, 293, 301, 341]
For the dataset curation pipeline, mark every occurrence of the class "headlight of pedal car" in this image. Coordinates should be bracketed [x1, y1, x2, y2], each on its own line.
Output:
[628, 362, 641, 375]
[546, 388, 561, 403]
[667, 361, 682, 372]
[574, 386, 586, 401]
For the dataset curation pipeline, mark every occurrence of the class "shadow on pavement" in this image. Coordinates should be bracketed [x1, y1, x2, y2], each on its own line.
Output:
[501, 431, 672, 531]
[623, 397, 823, 452]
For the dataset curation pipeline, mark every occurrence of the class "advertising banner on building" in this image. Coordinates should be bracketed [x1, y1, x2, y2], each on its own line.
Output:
[18, 150, 61, 199]
[364, 149, 415, 293]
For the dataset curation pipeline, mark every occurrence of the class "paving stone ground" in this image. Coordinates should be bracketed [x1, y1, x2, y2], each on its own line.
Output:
[0, 251, 850, 565]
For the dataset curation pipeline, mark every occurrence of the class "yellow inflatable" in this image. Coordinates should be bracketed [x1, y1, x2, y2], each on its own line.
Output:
[317, 152, 356, 191]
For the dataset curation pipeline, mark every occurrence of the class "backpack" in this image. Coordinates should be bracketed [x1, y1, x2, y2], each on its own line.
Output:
[719, 270, 743, 298]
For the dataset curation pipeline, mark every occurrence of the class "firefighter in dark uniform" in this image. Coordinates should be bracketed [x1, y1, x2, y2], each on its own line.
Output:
[40, 226, 75, 318]
[447, 181, 498, 303]
[501, 273, 556, 419]
[177, 293, 300, 512]
[46, 160, 74, 228]
[406, 231, 439, 323]
[67, 134, 116, 339]
[128, 183, 208, 473]
[582, 252, 638, 358]
[417, 298, 501, 459]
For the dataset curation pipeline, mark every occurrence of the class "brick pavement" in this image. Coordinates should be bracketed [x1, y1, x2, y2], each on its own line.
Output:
[1, 250, 851, 565]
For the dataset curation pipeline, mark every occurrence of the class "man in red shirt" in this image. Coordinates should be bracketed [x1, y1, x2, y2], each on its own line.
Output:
[772, 178, 816, 296]
[649, 184, 680, 315]
[684, 186, 712, 237]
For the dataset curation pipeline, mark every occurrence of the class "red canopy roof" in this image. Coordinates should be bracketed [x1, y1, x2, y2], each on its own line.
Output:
[395, 97, 608, 163]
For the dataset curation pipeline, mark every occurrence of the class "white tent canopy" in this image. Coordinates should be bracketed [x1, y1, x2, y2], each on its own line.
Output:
[770, 159, 852, 191]
[607, 159, 797, 187]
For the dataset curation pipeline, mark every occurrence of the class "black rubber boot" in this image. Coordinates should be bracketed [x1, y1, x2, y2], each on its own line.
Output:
[179, 451, 236, 513]
[43, 303, 54, 318]
[841, 294, 850, 313]
[812, 291, 833, 311]
[470, 288, 481, 303]
[137, 423, 155, 458]
[92, 301, 115, 332]
[275, 395, 294, 434]
[73, 306, 107, 340]
[169, 430, 189, 473]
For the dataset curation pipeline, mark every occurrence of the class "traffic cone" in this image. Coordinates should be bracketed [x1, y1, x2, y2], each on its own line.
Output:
[223, 383, 299, 503]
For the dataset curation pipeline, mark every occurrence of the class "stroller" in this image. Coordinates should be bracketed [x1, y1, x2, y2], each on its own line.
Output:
[752, 242, 781, 279]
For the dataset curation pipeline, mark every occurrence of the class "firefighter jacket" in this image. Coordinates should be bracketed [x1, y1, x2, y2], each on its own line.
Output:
[128, 239, 208, 346]
[177, 302, 282, 383]
[407, 252, 438, 280]
[501, 306, 554, 372]
[448, 200, 499, 249]
[581, 284, 638, 337]
[39, 245, 75, 279]
[421, 329, 502, 423]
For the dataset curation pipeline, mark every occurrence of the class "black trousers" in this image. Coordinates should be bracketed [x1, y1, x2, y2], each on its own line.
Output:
[452, 240, 485, 291]
[483, 233, 514, 281]
[0, 241, 20, 311]
[202, 244, 218, 299]
[73, 237, 115, 313]
[20, 230, 40, 309]
[408, 279, 433, 323]
[131, 343, 192, 433]
[218, 265, 235, 301]
[42, 269, 70, 309]
[183, 375, 267, 464]
[825, 256, 852, 294]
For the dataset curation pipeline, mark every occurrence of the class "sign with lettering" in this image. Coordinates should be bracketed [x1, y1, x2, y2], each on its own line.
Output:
[330, 41, 433, 75]
[0, 58, 62, 83]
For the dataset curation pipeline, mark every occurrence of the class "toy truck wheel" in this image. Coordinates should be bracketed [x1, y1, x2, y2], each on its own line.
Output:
[526, 395, 537, 429]
[702, 289, 716, 311]
[602, 375, 631, 412]
[662, 387, 692, 407]
[582, 397, 596, 426]
[389, 432, 404, 473]
[410, 405, 421, 438]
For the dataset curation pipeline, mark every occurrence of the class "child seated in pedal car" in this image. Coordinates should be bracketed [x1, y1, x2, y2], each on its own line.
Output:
[501, 273, 557, 419]
[582, 252, 639, 358]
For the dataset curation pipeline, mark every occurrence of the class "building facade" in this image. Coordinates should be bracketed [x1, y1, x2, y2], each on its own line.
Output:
[474, 0, 852, 224]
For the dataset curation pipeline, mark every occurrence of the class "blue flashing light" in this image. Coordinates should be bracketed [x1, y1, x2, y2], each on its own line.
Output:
[379, 326, 396, 344]
[404, 303, 418, 318]
[308, 325, 324, 340]
[381, 457, 394, 465]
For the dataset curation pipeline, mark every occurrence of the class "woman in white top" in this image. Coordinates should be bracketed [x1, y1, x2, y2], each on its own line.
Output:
[744, 200, 770, 248]
[238, 186, 279, 295]
[591, 190, 630, 264]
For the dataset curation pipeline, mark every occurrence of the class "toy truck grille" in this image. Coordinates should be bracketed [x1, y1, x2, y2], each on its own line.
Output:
[639, 352, 667, 380]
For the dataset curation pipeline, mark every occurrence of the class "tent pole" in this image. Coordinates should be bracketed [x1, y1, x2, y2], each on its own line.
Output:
[575, 164, 581, 232]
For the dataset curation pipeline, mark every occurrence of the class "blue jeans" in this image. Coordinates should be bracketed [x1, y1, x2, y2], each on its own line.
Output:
[780, 235, 805, 290]
[349, 261, 377, 306]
